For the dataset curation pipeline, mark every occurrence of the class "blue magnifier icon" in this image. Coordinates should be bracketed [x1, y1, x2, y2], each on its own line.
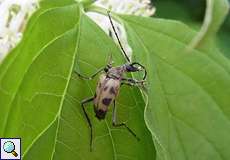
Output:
[3, 141, 18, 157]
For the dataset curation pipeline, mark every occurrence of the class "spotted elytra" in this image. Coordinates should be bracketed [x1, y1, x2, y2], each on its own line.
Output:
[75, 11, 147, 151]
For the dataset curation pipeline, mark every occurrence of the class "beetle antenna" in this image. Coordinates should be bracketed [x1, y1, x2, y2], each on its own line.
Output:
[107, 11, 131, 63]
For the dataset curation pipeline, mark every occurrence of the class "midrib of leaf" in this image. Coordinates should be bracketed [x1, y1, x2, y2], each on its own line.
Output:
[50, 9, 82, 159]
[123, 18, 229, 160]
[1, 4, 79, 136]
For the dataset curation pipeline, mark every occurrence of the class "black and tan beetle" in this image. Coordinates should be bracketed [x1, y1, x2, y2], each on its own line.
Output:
[75, 11, 147, 151]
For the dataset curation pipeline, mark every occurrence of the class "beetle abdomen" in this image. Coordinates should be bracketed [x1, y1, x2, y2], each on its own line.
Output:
[94, 74, 120, 119]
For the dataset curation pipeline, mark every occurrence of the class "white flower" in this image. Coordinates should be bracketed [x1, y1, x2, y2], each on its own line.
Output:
[87, 0, 155, 60]
[0, 0, 38, 61]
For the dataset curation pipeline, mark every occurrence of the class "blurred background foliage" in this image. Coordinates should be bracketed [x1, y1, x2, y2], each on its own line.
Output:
[152, 0, 230, 58]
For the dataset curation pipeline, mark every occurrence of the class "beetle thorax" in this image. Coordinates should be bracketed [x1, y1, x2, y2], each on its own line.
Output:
[107, 66, 125, 79]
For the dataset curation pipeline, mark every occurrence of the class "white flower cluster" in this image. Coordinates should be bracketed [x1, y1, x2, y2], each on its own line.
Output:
[0, 0, 38, 61]
[87, 0, 155, 59]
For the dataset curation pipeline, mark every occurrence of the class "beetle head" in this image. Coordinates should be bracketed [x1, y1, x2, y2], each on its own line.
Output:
[125, 62, 147, 80]
[125, 63, 142, 72]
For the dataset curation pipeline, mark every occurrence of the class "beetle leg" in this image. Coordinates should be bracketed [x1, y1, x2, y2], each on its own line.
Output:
[81, 97, 94, 151]
[122, 78, 145, 84]
[74, 67, 105, 80]
[121, 81, 137, 86]
[121, 78, 145, 87]
[121, 81, 148, 92]
[112, 101, 140, 141]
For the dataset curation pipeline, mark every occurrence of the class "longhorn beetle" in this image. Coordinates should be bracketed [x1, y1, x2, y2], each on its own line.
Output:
[75, 11, 147, 151]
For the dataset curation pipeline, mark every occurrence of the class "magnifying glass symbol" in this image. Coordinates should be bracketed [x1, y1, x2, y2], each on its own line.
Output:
[3, 141, 18, 157]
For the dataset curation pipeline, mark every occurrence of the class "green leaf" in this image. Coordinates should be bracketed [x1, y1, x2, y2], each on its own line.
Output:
[0, 2, 155, 160]
[121, 15, 230, 160]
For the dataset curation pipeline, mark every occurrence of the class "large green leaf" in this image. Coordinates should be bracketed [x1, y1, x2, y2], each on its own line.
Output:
[0, 2, 155, 160]
[121, 14, 230, 160]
